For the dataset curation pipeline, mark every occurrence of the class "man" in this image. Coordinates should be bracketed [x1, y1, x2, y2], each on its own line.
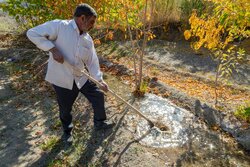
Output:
[27, 3, 114, 143]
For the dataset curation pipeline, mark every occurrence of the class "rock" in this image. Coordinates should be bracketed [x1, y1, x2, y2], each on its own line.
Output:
[103, 61, 113, 68]
[7, 57, 16, 62]
[186, 66, 198, 73]
[220, 114, 242, 134]
[235, 128, 250, 150]
[194, 100, 203, 118]
[115, 64, 131, 75]
[202, 104, 222, 127]
[98, 56, 114, 68]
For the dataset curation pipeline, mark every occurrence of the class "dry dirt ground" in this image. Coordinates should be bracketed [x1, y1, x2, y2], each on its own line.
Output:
[96, 39, 250, 114]
[0, 15, 250, 167]
[0, 33, 173, 167]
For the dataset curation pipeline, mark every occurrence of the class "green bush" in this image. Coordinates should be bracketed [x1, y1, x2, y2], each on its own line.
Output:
[0, 0, 57, 29]
[235, 102, 250, 122]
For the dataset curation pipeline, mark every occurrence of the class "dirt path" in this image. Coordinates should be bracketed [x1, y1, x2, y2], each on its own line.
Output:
[0, 48, 59, 166]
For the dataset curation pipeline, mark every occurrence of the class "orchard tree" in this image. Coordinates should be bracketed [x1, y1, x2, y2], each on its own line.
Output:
[0, 0, 157, 96]
[184, 0, 250, 106]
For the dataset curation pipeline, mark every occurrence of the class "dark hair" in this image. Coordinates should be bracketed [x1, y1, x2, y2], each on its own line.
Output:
[74, 3, 97, 17]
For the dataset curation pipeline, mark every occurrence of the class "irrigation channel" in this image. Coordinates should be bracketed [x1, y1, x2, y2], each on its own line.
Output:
[104, 73, 250, 166]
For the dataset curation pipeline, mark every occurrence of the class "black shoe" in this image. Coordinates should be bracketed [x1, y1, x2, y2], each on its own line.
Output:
[94, 121, 115, 131]
[61, 132, 73, 144]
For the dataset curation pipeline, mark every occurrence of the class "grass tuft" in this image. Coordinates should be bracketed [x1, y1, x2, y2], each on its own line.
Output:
[40, 136, 59, 151]
[234, 101, 250, 123]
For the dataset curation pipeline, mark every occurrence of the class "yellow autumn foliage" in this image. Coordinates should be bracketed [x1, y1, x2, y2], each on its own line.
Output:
[186, 0, 249, 51]
[185, 0, 249, 79]
[184, 30, 191, 40]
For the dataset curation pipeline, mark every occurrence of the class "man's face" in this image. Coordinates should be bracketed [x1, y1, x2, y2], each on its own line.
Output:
[80, 15, 96, 32]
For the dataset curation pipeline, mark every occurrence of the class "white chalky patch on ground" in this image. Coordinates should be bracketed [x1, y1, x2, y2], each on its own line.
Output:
[127, 93, 195, 148]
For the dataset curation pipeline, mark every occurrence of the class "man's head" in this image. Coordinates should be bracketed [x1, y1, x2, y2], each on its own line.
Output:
[74, 3, 97, 33]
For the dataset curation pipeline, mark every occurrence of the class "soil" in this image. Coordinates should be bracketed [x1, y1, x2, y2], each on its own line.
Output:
[0, 15, 250, 167]
[97, 38, 250, 114]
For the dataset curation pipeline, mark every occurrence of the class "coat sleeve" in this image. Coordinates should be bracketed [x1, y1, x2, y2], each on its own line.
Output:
[26, 20, 60, 51]
[85, 40, 103, 82]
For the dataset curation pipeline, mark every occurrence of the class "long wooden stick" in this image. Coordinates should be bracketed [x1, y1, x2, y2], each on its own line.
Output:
[64, 61, 154, 127]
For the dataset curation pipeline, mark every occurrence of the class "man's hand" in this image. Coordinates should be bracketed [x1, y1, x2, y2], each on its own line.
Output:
[99, 80, 109, 92]
[49, 47, 64, 64]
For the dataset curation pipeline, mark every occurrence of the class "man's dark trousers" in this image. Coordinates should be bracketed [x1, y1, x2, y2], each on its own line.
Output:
[53, 80, 106, 134]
